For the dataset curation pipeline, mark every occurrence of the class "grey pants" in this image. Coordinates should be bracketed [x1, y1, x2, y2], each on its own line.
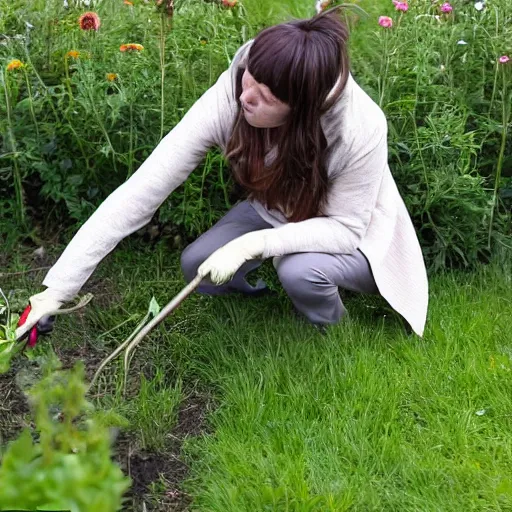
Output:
[181, 201, 378, 325]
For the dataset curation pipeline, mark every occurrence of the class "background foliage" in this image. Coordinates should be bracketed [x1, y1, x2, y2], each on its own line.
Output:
[0, 0, 510, 270]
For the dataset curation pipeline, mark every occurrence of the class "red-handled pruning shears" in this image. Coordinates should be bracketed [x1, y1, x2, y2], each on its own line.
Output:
[15, 294, 94, 348]
[17, 304, 40, 347]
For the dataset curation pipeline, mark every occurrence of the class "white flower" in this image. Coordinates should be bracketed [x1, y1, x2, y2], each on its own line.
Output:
[315, 0, 329, 13]
[474, 1, 485, 10]
[25, 21, 34, 29]
[63, 0, 69, 7]
[457, 40, 468, 45]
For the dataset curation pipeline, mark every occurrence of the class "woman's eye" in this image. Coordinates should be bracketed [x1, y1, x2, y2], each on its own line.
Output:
[265, 94, 277, 105]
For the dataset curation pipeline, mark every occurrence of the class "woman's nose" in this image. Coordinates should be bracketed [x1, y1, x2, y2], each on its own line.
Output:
[240, 89, 256, 107]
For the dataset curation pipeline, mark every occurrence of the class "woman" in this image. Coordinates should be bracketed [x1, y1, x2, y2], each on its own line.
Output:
[16, 7, 428, 343]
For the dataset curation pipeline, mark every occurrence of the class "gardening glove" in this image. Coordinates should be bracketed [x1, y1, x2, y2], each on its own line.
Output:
[15, 288, 66, 343]
[197, 231, 268, 285]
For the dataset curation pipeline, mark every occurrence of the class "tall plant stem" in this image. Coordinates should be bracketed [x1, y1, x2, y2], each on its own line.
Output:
[488, 69, 510, 249]
[127, 97, 134, 179]
[63, 57, 91, 171]
[2, 71, 25, 225]
[25, 47, 91, 172]
[487, 7, 501, 116]
[378, 30, 390, 108]
[158, 13, 169, 142]
[23, 70, 40, 142]
[86, 85, 119, 175]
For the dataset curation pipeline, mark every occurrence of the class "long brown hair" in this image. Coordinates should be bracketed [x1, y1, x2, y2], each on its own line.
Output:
[226, 7, 350, 222]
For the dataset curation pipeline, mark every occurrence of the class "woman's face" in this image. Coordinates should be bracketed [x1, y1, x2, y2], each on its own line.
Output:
[240, 69, 291, 128]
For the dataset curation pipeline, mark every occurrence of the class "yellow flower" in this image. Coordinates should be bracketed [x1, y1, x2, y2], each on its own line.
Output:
[120, 43, 144, 52]
[66, 50, 80, 59]
[106, 73, 118, 82]
[7, 59, 24, 71]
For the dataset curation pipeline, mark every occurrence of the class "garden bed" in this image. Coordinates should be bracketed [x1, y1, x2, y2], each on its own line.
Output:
[0, 342, 210, 511]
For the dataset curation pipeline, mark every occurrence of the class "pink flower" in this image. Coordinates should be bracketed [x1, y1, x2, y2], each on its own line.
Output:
[393, 1, 409, 12]
[440, 2, 453, 13]
[498, 55, 510, 64]
[378, 16, 393, 28]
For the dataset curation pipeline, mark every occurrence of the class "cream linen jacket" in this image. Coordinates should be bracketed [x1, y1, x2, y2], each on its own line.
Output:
[43, 42, 429, 336]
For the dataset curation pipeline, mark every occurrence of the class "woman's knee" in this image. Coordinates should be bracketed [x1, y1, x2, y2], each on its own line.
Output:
[275, 254, 331, 297]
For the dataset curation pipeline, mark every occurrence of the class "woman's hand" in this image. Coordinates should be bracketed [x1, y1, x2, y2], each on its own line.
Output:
[15, 289, 65, 341]
[198, 231, 267, 285]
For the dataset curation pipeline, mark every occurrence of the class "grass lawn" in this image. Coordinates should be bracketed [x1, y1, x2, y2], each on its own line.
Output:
[1, 239, 511, 511]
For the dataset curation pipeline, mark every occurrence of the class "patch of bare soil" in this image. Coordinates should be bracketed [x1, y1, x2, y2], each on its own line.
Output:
[115, 391, 212, 512]
[0, 363, 31, 445]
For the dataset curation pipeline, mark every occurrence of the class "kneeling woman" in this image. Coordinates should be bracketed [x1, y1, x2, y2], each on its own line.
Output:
[17, 7, 428, 341]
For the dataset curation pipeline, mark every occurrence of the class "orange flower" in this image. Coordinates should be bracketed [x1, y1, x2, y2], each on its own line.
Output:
[221, 0, 237, 6]
[124, 0, 134, 5]
[79, 11, 101, 31]
[106, 73, 118, 82]
[66, 50, 80, 59]
[6, 59, 24, 71]
[120, 43, 144, 52]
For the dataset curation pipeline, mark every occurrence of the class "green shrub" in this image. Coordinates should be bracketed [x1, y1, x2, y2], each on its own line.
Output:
[349, 0, 511, 269]
[0, 0, 510, 269]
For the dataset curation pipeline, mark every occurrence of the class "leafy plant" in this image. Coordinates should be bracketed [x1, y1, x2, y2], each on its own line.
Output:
[0, 289, 24, 374]
[350, 0, 512, 269]
[0, 357, 131, 512]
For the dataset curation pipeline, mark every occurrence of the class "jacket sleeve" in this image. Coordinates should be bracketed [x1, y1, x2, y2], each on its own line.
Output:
[42, 47, 247, 300]
[262, 117, 388, 258]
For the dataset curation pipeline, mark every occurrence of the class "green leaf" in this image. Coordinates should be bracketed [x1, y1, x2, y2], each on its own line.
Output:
[148, 296, 160, 318]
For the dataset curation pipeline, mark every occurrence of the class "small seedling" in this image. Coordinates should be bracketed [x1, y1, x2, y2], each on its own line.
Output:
[89, 274, 201, 396]
[0, 288, 25, 373]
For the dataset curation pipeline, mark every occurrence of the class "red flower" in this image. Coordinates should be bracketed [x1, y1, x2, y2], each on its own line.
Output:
[79, 12, 101, 31]
[221, 0, 237, 7]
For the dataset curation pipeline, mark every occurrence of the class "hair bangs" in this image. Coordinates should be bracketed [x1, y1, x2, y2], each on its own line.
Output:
[246, 27, 301, 105]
